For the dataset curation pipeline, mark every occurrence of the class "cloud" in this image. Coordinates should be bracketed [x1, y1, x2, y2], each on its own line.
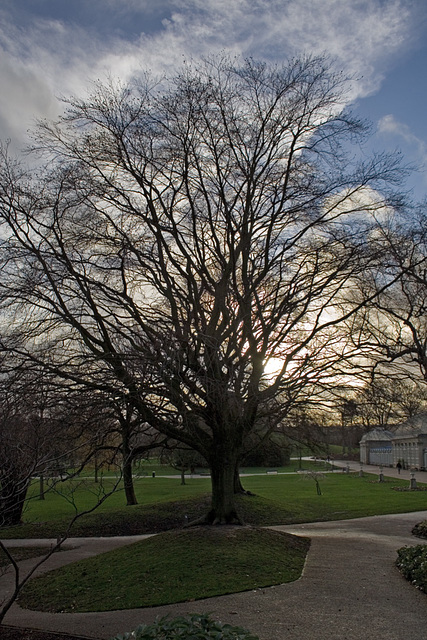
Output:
[0, 14, 146, 149]
[103, 0, 419, 98]
[0, 0, 423, 149]
[150, 0, 415, 84]
[378, 114, 427, 167]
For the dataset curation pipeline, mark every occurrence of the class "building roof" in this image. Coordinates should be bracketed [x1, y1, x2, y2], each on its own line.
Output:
[360, 427, 394, 443]
[394, 412, 427, 437]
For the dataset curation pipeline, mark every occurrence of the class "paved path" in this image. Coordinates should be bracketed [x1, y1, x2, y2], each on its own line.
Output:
[2, 464, 427, 639]
[333, 458, 427, 484]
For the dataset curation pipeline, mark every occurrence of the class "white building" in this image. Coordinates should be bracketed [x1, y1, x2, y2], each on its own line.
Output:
[359, 413, 427, 470]
[360, 427, 394, 466]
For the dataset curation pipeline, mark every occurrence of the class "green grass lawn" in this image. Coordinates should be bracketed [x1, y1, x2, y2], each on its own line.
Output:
[16, 460, 331, 528]
[13, 472, 427, 537]
[0, 472, 427, 539]
[2, 471, 427, 540]
[24, 475, 212, 522]
[5, 469, 427, 616]
[17, 527, 310, 612]
[242, 472, 427, 522]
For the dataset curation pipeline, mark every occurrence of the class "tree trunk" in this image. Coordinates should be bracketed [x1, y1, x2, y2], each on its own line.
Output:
[122, 429, 138, 506]
[39, 474, 45, 500]
[122, 457, 137, 505]
[205, 451, 243, 524]
[233, 463, 255, 496]
[94, 451, 99, 484]
[0, 475, 29, 527]
[234, 464, 246, 493]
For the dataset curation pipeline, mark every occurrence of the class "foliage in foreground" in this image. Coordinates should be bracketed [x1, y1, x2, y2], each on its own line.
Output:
[412, 520, 427, 538]
[111, 613, 259, 640]
[396, 544, 427, 593]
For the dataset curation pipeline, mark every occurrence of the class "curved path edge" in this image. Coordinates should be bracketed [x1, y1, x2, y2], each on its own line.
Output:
[2, 510, 427, 640]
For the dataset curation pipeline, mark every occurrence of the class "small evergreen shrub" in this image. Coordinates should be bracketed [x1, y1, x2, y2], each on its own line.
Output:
[111, 613, 259, 640]
[396, 544, 427, 593]
[412, 520, 427, 538]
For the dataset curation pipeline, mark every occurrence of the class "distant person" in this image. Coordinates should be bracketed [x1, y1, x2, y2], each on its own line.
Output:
[396, 461, 402, 474]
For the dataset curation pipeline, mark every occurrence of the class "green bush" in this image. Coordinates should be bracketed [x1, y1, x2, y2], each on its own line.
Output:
[412, 520, 427, 538]
[111, 613, 259, 640]
[396, 544, 427, 592]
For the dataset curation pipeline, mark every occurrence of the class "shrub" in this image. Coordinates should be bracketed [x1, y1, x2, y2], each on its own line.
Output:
[396, 544, 427, 593]
[111, 613, 259, 640]
[412, 520, 427, 538]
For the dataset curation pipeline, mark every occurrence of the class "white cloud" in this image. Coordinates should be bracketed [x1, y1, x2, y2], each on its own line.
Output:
[378, 114, 427, 166]
[0, 17, 109, 148]
[153, 0, 414, 87]
[0, 0, 423, 149]
[103, 0, 419, 99]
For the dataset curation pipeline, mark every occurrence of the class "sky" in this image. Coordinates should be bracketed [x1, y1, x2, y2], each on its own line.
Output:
[0, 0, 426, 198]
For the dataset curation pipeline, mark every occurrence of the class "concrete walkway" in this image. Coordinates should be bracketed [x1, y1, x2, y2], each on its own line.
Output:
[333, 458, 427, 484]
[2, 464, 427, 639]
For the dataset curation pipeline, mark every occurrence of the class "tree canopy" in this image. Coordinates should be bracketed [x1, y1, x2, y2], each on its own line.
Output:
[0, 55, 406, 522]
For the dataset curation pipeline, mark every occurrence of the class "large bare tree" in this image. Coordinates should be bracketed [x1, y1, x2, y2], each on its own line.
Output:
[0, 56, 404, 523]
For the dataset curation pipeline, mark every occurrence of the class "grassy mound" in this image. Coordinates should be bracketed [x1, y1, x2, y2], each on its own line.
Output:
[0, 493, 292, 539]
[18, 526, 310, 612]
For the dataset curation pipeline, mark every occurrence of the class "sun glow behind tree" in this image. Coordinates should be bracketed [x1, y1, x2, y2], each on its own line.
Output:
[0, 55, 408, 523]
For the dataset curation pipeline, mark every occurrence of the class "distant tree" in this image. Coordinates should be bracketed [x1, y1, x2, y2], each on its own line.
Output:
[240, 435, 290, 468]
[353, 377, 427, 430]
[393, 379, 427, 419]
[338, 397, 358, 454]
[106, 397, 167, 504]
[0, 55, 406, 523]
[287, 408, 329, 449]
[161, 444, 206, 485]
[0, 368, 75, 526]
